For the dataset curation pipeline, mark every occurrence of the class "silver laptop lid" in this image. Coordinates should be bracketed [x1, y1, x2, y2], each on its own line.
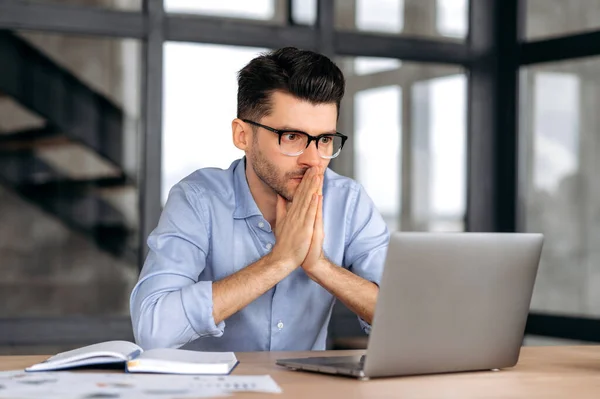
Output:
[364, 232, 543, 378]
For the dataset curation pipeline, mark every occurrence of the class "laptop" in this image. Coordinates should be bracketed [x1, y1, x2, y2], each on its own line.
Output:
[276, 232, 544, 379]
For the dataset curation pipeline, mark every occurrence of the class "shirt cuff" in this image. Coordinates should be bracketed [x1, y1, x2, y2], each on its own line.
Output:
[181, 281, 225, 337]
[359, 317, 372, 335]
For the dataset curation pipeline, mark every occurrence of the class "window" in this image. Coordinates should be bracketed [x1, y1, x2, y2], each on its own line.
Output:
[354, 0, 404, 34]
[412, 75, 467, 232]
[354, 57, 402, 75]
[165, 0, 281, 23]
[354, 86, 402, 232]
[291, 0, 317, 25]
[334, 0, 468, 40]
[520, 57, 600, 317]
[15, 0, 141, 11]
[336, 57, 466, 233]
[436, 0, 468, 38]
[526, 0, 600, 40]
[162, 43, 267, 204]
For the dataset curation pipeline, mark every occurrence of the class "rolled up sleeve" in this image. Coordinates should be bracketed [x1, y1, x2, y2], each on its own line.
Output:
[343, 184, 390, 334]
[130, 183, 224, 350]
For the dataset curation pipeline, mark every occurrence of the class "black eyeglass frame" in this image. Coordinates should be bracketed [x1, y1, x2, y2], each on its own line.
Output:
[242, 119, 348, 159]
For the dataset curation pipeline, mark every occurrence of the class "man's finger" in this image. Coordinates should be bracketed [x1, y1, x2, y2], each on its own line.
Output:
[276, 194, 288, 225]
[289, 167, 316, 210]
[317, 167, 324, 196]
[301, 168, 319, 197]
[311, 170, 324, 204]
[296, 167, 316, 196]
[298, 174, 321, 216]
[315, 194, 323, 229]
[311, 195, 323, 248]
[304, 193, 319, 228]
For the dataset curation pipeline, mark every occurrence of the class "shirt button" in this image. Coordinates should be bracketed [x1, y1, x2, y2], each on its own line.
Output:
[265, 243, 272, 250]
[277, 321, 284, 329]
[258, 222, 264, 228]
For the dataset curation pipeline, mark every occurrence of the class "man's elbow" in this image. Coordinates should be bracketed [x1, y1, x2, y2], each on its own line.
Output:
[131, 295, 188, 350]
[134, 328, 182, 350]
[133, 316, 223, 350]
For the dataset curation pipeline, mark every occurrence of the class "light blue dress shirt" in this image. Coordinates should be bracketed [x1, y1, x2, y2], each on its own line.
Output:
[130, 158, 389, 352]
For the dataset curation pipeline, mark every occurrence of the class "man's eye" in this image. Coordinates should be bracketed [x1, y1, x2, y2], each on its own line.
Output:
[283, 134, 299, 141]
[320, 136, 332, 144]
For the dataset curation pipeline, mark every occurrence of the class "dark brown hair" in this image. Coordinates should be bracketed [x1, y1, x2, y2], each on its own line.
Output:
[237, 47, 345, 121]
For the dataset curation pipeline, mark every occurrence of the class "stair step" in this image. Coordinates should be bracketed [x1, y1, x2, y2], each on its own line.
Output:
[0, 149, 62, 184]
[0, 95, 46, 133]
[0, 31, 125, 169]
[0, 152, 136, 260]
[92, 223, 134, 258]
[0, 125, 66, 150]
[36, 142, 123, 181]
[16, 175, 129, 197]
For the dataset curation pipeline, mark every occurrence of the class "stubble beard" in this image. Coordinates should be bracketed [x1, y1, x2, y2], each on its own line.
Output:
[248, 147, 305, 202]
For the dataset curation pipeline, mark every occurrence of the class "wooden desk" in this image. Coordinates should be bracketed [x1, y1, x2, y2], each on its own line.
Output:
[2, 346, 600, 398]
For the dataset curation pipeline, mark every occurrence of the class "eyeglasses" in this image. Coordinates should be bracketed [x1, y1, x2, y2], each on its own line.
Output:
[242, 119, 348, 159]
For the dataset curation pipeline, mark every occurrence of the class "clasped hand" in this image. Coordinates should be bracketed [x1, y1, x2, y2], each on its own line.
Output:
[271, 166, 326, 274]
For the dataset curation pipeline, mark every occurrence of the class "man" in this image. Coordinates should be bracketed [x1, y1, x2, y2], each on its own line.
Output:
[130, 47, 390, 352]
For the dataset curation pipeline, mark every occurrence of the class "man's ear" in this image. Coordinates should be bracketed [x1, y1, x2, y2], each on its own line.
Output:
[232, 118, 251, 151]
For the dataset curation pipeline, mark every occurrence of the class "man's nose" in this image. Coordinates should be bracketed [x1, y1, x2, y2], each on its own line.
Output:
[297, 140, 321, 168]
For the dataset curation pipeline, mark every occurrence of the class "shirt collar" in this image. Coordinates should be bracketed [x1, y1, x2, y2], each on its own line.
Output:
[233, 157, 263, 220]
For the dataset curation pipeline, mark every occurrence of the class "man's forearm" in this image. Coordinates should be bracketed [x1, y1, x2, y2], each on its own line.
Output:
[305, 260, 378, 325]
[212, 254, 295, 325]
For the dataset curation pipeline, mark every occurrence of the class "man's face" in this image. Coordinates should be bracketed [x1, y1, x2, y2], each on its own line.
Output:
[246, 91, 337, 202]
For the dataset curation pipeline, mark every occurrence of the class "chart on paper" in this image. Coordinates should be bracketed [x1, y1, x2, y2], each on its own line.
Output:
[0, 370, 282, 399]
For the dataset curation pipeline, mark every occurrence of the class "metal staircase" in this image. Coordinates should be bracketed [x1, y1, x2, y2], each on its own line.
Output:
[0, 30, 136, 262]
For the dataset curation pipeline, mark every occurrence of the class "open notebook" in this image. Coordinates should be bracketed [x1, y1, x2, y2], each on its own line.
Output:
[25, 341, 238, 375]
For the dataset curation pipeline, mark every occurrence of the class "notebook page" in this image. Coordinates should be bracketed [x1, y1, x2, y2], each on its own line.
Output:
[139, 348, 236, 365]
[44, 341, 142, 365]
